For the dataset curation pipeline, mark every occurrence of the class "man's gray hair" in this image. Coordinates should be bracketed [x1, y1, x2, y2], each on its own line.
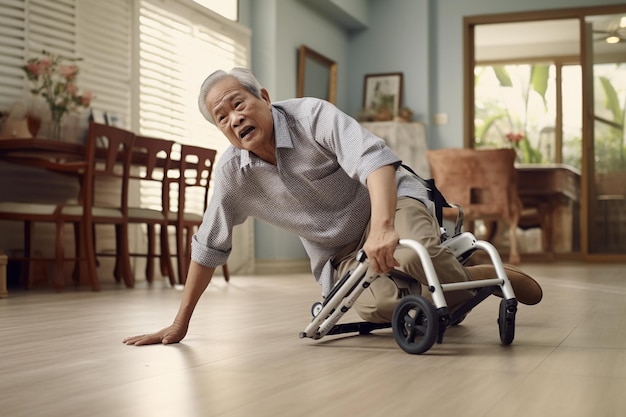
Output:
[198, 67, 263, 124]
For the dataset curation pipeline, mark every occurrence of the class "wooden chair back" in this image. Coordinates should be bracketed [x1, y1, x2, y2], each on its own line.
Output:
[127, 135, 176, 284]
[82, 122, 136, 286]
[175, 144, 218, 220]
[426, 148, 521, 222]
[168, 144, 220, 283]
[131, 135, 175, 215]
[426, 148, 522, 263]
[85, 122, 136, 215]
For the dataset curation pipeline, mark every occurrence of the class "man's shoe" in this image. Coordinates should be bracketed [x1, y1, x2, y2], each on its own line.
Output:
[466, 264, 542, 305]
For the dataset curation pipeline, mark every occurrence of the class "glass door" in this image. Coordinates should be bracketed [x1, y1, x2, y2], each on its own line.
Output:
[584, 14, 626, 256]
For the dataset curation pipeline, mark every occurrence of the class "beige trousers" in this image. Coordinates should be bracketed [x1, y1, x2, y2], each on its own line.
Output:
[335, 197, 474, 323]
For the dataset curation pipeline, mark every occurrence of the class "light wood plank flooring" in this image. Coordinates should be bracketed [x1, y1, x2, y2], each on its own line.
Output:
[2, 262, 626, 417]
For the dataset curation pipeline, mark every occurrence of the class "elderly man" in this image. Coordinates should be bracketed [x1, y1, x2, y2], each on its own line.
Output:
[123, 68, 541, 346]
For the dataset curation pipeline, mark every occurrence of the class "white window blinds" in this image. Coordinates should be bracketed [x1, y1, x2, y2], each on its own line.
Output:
[137, 0, 250, 157]
[77, 0, 133, 126]
[0, 0, 27, 105]
[1, 0, 248, 147]
[0, 0, 131, 128]
[0, 0, 79, 109]
[27, 0, 77, 58]
[136, 0, 253, 275]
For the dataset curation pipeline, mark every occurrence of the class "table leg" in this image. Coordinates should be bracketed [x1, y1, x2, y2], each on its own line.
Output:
[0, 253, 8, 298]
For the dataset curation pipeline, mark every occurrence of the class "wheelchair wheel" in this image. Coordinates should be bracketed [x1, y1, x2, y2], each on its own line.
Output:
[497, 298, 517, 345]
[311, 302, 323, 318]
[392, 295, 439, 354]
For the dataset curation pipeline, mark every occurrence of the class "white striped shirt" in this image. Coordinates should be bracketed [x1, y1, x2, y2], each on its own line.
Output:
[191, 97, 432, 296]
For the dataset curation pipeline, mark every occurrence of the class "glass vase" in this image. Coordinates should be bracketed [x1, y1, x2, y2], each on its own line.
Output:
[48, 108, 65, 141]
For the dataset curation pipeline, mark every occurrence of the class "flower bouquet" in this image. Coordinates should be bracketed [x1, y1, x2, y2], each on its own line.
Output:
[505, 132, 543, 163]
[22, 51, 93, 140]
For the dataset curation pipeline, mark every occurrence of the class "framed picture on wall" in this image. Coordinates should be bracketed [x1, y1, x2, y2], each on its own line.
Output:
[297, 45, 337, 104]
[105, 112, 124, 128]
[89, 108, 107, 124]
[363, 72, 403, 117]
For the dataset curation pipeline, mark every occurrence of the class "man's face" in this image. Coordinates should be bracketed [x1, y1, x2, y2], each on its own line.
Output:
[206, 77, 274, 153]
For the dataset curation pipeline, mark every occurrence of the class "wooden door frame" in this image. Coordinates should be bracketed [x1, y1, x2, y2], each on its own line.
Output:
[463, 4, 626, 262]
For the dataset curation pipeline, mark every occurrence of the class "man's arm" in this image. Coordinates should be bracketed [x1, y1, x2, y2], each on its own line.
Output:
[363, 164, 400, 274]
[123, 260, 215, 346]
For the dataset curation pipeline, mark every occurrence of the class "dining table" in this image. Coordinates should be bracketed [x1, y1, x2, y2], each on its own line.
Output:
[0, 138, 87, 169]
[0, 138, 90, 294]
[0, 136, 196, 293]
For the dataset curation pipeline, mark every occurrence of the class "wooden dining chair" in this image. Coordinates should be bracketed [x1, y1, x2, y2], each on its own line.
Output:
[123, 135, 176, 285]
[167, 143, 229, 284]
[66, 122, 136, 289]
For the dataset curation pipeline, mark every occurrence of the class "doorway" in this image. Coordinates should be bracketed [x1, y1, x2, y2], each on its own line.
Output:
[464, 5, 626, 261]
[584, 14, 626, 256]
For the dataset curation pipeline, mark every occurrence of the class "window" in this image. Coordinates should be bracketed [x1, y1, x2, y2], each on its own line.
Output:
[0, 0, 80, 109]
[77, 0, 133, 127]
[592, 62, 626, 173]
[0, 0, 76, 109]
[0, 0, 249, 195]
[0, 0, 249, 151]
[137, 0, 250, 155]
[0, 0, 131, 132]
[136, 0, 252, 274]
[137, 0, 250, 214]
[474, 62, 583, 169]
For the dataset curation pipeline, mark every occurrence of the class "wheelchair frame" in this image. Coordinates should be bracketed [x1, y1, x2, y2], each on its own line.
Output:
[299, 212, 519, 354]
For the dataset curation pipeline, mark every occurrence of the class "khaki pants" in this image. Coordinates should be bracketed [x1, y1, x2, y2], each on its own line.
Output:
[335, 197, 473, 323]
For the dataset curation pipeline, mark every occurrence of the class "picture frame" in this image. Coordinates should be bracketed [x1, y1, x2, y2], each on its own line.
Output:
[297, 45, 337, 104]
[105, 111, 124, 128]
[89, 108, 107, 124]
[363, 72, 403, 117]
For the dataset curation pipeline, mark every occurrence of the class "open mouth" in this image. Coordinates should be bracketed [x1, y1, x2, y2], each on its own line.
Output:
[240, 126, 255, 139]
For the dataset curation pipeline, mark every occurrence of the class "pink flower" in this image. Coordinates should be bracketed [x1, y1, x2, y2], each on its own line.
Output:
[59, 65, 78, 80]
[505, 132, 524, 143]
[22, 51, 92, 119]
[26, 62, 41, 77]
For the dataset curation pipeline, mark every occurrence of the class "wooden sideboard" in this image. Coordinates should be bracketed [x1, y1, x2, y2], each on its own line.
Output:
[360, 121, 430, 178]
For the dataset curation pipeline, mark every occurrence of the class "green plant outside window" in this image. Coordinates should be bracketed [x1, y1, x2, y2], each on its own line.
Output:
[474, 62, 626, 173]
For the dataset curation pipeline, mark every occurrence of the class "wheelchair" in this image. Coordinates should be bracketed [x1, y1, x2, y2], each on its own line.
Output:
[299, 170, 518, 355]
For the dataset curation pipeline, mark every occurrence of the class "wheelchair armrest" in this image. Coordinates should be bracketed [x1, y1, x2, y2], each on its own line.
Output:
[444, 203, 464, 236]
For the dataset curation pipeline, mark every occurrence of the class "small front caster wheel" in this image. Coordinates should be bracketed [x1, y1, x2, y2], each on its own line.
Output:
[311, 301, 323, 318]
[498, 298, 517, 345]
[392, 295, 438, 354]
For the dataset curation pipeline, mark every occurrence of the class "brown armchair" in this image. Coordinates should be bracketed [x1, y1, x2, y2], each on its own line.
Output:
[426, 148, 522, 264]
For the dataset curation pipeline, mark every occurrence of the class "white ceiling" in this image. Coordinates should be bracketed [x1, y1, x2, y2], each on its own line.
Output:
[475, 16, 626, 62]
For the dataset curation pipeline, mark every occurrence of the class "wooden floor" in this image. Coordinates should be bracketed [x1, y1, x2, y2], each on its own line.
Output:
[2, 261, 626, 417]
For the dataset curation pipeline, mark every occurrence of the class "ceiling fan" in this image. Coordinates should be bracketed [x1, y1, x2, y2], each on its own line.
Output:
[594, 16, 626, 44]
